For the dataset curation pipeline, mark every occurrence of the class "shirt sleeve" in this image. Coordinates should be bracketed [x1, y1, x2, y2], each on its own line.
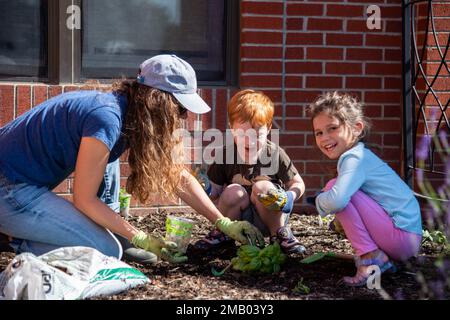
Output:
[316, 153, 366, 217]
[82, 107, 121, 151]
[277, 147, 299, 183]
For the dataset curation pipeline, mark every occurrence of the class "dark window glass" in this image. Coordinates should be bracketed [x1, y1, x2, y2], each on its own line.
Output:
[81, 0, 225, 82]
[0, 0, 48, 79]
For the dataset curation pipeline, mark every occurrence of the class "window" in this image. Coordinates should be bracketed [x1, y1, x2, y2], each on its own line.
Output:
[0, 0, 48, 79]
[0, 0, 238, 85]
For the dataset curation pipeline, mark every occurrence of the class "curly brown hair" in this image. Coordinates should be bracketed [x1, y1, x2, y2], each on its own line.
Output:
[307, 91, 372, 142]
[112, 80, 186, 204]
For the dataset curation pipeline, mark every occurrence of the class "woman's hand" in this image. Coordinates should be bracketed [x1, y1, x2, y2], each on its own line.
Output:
[131, 231, 188, 263]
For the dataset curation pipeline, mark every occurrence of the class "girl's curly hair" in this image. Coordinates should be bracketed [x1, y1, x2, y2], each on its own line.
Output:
[113, 80, 185, 204]
[307, 91, 372, 142]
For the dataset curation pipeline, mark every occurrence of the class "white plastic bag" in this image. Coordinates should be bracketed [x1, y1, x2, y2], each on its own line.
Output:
[0, 246, 150, 300]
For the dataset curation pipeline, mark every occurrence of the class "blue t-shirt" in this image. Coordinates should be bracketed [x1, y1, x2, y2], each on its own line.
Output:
[315, 142, 422, 235]
[0, 90, 128, 189]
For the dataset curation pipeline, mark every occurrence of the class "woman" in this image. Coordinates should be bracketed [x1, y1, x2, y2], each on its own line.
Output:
[0, 55, 264, 265]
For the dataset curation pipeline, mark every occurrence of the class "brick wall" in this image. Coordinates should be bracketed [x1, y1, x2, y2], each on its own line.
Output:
[1, 0, 449, 215]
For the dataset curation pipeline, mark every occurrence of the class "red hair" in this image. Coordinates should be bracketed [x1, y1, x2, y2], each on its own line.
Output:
[227, 89, 274, 128]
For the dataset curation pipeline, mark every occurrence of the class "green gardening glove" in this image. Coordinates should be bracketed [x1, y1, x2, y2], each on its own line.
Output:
[131, 231, 188, 264]
[215, 217, 265, 247]
[257, 188, 294, 214]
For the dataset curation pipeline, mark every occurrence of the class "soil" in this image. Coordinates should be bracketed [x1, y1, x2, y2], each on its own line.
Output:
[1, 209, 449, 300]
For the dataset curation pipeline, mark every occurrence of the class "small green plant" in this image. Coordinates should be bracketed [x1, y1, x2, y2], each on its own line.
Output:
[422, 229, 449, 247]
[211, 242, 286, 276]
[119, 188, 131, 209]
[292, 278, 310, 295]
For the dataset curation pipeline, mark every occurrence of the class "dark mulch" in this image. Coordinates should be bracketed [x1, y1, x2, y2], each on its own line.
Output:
[1, 209, 448, 300]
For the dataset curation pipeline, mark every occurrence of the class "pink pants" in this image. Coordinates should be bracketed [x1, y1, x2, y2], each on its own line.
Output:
[324, 179, 422, 261]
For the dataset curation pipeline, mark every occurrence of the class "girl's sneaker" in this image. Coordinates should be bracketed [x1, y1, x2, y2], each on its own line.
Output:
[192, 229, 235, 251]
[270, 226, 306, 255]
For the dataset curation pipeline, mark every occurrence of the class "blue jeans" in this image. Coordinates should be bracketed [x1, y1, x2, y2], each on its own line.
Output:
[0, 159, 122, 258]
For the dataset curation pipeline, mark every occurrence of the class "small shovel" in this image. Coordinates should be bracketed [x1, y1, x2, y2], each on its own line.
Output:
[300, 251, 353, 264]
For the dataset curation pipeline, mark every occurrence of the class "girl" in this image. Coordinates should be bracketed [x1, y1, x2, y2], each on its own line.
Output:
[308, 92, 422, 286]
[0, 54, 264, 266]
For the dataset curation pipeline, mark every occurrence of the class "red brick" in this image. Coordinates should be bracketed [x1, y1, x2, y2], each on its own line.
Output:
[241, 46, 283, 59]
[326, 33, 363, 46]
[379, 6, 402, 19]
[120, 163, 132, 177]
[285, 62, 322, 74]
[305, 162, 336, 175]
[327, 4, 364, 17]
[285, 47, 304, 60]
[384, 105, 402, 118]
[384, 77, 402, 89]
[386, 20, 402, 33]
[241, 31, 283, 45]
[306, 76, 343, 89]
[16, 86, 31, 118]
[434, 3, 450, 17]
[384, 49, 402, 61]
[372, 119, 402, 132]
[286, 18, 303, 31]
[63, 85, 79, 93]
[0, 85, 14, 126]
[307, 18, 343, 31]
[280, 133, 305, 146]
[307, 47, 343, 60]
[364, 105, 383, 118]
[287, 3, 324, 16]
[199, 89, 213, 130]
[33, 85, 48, 106]
[241, 75, 282, 87]
[346, 77, 382, 89]
[366, 63, 402, 75]
[347, 48, 383, 61]
[347, 19, 384, 32]
[53, 180, 70, 193]
[241, 60, 282, 73]
[286, 90, 322, 103]
[432, 77, 450, 91]
[285, 76, 303, 88]
[286, 32, 323, 45]
[48, 86, 62, 98]
[241, 2, 283, 15]
[242, 16, 283, 30]
[365, 92, 401, 103]
[365, 34, 402, 47]
[216, 89, 228, 130]
[284, 147, 324, 161]
[263, 90, 283, 104]
[326, 62, 363, 75]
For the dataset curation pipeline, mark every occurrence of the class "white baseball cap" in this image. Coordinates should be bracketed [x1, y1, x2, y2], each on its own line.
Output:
[137, 54, 211, 114]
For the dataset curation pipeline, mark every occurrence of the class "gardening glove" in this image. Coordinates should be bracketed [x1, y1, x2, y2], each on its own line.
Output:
[192, 167, 212, 196]
[131, 231, 188, 264]
[215, 217, 265, 248]
[257, 188, 294, 214]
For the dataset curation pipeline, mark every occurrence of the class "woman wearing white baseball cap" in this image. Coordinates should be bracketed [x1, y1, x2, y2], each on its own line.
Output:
[0, 54, 264, 266]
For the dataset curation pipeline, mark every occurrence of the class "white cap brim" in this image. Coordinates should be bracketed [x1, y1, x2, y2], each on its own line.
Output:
[173, 92, 211, 115]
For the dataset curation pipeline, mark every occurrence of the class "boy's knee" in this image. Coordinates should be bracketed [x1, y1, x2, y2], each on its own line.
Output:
[251, 180, 276, 197]
[220, 184, 249, 207]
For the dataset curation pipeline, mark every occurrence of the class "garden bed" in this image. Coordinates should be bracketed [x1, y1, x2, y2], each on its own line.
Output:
[0, 210, 448, 300]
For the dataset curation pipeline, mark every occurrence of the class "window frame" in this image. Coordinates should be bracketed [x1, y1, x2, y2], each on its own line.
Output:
[48, 0, 238, 86]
